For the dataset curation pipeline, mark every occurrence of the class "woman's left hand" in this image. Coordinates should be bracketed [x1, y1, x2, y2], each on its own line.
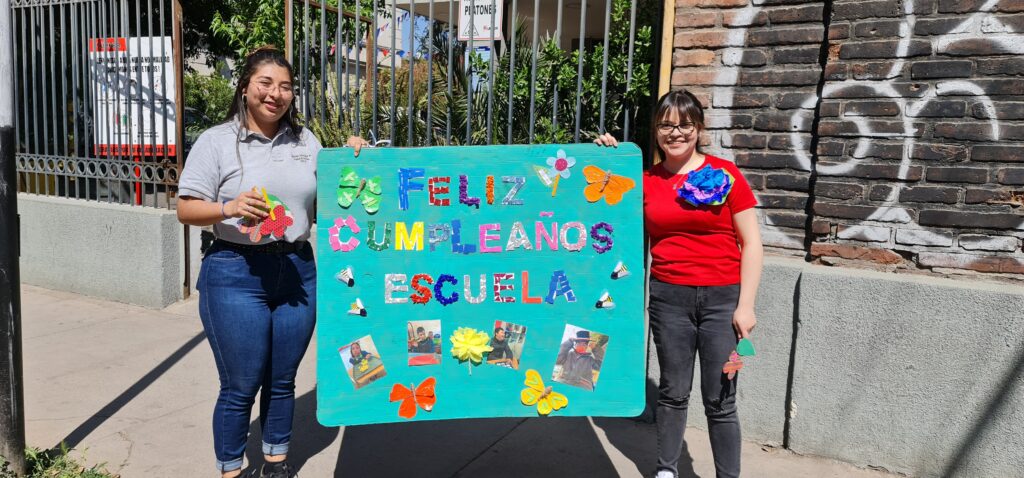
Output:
[732, 306, 757, 339]
[346, 136, 369, 156]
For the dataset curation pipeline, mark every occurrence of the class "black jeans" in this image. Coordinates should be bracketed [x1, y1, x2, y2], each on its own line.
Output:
[649, 278, 741, 478]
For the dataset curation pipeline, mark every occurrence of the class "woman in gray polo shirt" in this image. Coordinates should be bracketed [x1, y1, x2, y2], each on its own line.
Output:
[177, 47, 364, 478]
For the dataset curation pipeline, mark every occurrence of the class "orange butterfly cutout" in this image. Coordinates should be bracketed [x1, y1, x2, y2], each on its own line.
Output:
[389, 377, 437, 419]
[583, 165, 636, 205]
[722, 351, 744, 380]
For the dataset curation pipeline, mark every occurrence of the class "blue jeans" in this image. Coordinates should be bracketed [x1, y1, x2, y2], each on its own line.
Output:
[649, 278, 741, 478]
[197, 242, 317, 472]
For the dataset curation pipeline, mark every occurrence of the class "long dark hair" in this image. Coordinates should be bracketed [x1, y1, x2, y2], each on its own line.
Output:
[225, 46, 302, 137]
[650, 89, 705, 163]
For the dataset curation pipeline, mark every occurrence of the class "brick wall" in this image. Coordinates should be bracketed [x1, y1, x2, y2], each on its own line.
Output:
[671, 0, 1024, 279]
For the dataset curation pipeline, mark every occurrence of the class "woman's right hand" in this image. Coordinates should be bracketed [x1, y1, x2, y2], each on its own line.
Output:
[223, 190, 269, 220]
[594, 133, 618, 147]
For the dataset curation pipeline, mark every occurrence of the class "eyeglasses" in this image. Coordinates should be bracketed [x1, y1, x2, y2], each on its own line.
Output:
[656, 122, 696, 135]
[252, 81, 295, 97]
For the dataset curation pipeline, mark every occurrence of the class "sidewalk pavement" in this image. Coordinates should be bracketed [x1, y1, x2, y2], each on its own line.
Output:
[21, 284, 896, 478]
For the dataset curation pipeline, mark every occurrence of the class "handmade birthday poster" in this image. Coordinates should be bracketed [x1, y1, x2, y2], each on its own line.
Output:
[316, 143, 645, 426]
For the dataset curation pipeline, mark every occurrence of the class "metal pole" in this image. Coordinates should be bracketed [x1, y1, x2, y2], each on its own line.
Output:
[335, 1, 342, 128]
[353, 0, 361, 136]
[391, 0, 397, 143]
[573, 0, 586, 143]
[445, 0, 452, 144]
[371, 0, 379, 141]
[426, 0, 434, 146]
[285, 0, 293, 64]
[623, 0, 636, 141]
[552, 0, 562, 131]
[527, 0, 538, 143]
[485, 0, 494, 144]
[406, 0, 414, 146]
[0, 0, 28, 473]
[598, 0, 611, 135]
[467, 0, 474, 144]
[319, 2, 327, 129]
[505, 0, 515, 144]
[172, 0, 189, 297]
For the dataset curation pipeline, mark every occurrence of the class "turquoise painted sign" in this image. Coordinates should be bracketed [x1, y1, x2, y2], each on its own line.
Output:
[316, 143, 645, 426]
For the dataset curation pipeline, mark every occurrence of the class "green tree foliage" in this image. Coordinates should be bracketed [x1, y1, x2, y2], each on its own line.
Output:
[210, 0, 288, 62]
[183, 67, 235, 130]
[180, 0, 234, 66]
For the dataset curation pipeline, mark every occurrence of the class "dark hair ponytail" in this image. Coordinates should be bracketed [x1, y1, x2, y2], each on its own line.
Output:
[225, 46, 302, 137]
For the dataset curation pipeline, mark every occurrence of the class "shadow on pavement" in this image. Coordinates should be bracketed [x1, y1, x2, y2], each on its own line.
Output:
[238, 378, 703, 477]
[56, 332, 207, 450]
[243, 389, 339, 475]
[591, 377, 699, 478]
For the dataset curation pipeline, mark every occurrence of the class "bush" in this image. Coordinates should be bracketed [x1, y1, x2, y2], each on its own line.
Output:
[0, 445, 117, 478]
[184, 69, 234, 132]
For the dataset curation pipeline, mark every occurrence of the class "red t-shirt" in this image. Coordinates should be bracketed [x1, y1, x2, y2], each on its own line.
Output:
[643, 155, 757, 286]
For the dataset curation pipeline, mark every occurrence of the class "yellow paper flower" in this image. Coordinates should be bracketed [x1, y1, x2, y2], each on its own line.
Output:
[450, 327, 493, 364]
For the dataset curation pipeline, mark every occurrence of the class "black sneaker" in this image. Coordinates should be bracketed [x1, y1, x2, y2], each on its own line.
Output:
[260, 461, 296, 478]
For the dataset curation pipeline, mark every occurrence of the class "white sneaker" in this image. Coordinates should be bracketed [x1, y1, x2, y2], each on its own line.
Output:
[655, 471, 675, 478]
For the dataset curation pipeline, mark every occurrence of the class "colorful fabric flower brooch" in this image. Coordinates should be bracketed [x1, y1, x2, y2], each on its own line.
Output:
[677, 165, 734, 207]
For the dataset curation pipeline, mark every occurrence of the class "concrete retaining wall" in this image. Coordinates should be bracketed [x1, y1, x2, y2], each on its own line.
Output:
[791, 266, 1024, 477]
[18, 194, 188, 308]
[648, 258, 1024, 476]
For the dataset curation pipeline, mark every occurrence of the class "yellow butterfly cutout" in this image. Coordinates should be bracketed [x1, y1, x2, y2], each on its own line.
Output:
[583, 165, 636, 205]
[520, 369, 569, 416]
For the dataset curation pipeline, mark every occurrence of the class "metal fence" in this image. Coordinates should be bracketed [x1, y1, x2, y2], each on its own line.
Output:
[11, 0, 183, 209]
[287, 0, 656, 149]
[10, 0, 655, 207]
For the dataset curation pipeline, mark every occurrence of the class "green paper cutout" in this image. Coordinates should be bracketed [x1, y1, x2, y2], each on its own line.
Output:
[337, 166, 383, 214]
[736, 338, 756, 357]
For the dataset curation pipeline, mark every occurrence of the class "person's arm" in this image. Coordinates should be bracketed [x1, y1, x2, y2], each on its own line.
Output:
[177, 132, 269, 227]
[177, 190, 269, 227]
[732, 208, 763, 339]
[555, 340, 571, 365]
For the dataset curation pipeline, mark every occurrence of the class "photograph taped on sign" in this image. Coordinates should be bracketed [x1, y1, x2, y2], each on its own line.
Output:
[408, 320, 442, 366]
[315, 143, 645, 426]
[552, 324, 610, 391]
[487, 321, 527, 370]
[339, 335, 387, 390]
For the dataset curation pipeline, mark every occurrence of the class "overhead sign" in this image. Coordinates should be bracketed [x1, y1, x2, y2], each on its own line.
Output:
[315, 144, 645, 426]
[458, 0, 504, 41]
[89, 37, 176, 157]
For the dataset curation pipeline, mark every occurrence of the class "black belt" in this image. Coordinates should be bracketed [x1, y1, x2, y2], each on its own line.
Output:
[213, 239, 307, 255]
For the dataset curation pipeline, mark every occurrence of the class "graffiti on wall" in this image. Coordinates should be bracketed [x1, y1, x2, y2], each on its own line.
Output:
[701, 0, 1023, 264]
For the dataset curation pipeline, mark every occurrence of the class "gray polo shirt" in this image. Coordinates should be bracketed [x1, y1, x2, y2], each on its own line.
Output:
[178, 121, 322, 244]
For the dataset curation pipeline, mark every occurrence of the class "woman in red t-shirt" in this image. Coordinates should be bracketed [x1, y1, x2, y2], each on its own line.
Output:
[597, 90, 763, 478]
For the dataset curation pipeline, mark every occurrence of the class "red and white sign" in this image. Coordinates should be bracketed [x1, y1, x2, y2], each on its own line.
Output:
[89, 36, 177, 157]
